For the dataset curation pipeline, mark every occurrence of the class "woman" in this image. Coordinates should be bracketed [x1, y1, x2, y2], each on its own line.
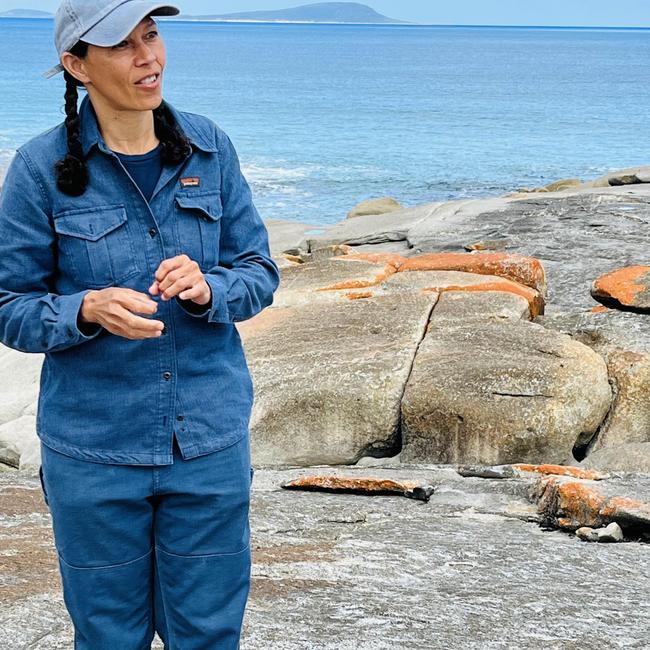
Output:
[0, 1, 280, 648]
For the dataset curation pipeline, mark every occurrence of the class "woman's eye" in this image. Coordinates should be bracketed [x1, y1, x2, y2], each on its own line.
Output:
[111, 29, 157, 49]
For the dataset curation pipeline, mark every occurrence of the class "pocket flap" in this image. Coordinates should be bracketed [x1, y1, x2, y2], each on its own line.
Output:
[53, 205, 128, 241]
[175, 192, 223, 222]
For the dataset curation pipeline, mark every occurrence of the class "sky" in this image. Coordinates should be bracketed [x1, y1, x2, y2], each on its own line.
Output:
[3, 0, 650, 27]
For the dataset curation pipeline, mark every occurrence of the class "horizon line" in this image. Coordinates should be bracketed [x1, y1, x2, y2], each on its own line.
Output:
[1, 15, 650, 30]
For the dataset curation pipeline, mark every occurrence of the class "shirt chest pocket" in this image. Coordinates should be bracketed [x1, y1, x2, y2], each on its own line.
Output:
[174, 190, 223, 272]
[53, 204, 139, 288]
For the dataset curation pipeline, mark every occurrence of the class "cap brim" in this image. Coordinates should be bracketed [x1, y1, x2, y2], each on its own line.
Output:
[41, 2, 180, 80]
[81, 2, 180, 47]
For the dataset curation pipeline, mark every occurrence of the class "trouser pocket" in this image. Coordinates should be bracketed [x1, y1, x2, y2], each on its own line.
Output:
[38, 464, 49, 507]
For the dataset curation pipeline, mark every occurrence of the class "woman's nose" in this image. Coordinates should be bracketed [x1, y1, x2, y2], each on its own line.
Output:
[134, 41, 157, 64]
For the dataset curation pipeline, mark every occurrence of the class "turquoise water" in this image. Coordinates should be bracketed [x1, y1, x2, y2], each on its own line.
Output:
[1, 18, 650, 225]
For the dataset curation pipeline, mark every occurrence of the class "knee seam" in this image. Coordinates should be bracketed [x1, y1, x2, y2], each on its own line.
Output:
[57, 547, 153, 570]
[155, 543, 250, 559]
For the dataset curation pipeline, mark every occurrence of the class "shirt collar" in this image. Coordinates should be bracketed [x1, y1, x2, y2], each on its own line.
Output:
[78, 93, 218, 157]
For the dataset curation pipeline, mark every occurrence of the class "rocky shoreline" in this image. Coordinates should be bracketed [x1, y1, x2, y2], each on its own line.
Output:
[3, 166, 650, 475]
[2, 462, 649, 648]
[243, 167, 650, 476]
[2, 166, 650, 647]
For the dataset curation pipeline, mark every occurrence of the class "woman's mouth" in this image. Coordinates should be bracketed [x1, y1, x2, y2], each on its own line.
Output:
[135, 73, 160, 89]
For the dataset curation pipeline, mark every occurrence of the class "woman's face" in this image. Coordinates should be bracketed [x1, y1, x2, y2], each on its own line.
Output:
[69, 16, 166, 112]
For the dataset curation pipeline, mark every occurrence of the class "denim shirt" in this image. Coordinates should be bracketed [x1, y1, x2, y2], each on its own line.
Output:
[0, 93, 280, 465]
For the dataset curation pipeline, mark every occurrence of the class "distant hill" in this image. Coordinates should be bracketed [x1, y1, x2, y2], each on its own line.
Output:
[0, 9, 52, 17]
[185, 2, 408, 24]
[0, 3, 407, 24]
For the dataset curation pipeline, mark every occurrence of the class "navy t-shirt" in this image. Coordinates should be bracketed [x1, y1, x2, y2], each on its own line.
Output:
[114, 142, 163, 202]
[113, 141, 212, 317]
[76, 143, 163, 335]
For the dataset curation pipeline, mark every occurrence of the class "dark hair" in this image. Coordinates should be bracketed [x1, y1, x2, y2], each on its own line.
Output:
[55, 39, 192, 197]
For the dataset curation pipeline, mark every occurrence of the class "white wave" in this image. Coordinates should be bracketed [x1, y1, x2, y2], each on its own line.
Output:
[241, 162, 310, 181]
[240, 160, 387, 197]
[240, 161, 315, 198]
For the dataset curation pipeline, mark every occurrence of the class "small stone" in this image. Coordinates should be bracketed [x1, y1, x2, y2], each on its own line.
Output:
[0, 441, 20, 469]
[457, 464, 516, 479]
[543, 178, 582, 192]
[347, 197, 402, 219]
[464, 239, 511, 252]
[591, 266, 650, 312]
[608, 174, 640, 186]
[597, 522, 624, 543]
[576, 527, 599, 542]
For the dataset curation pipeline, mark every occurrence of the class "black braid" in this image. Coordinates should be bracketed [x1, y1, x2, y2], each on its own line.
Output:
[153, 100, 192, 164]
[55, 40, 90, 196]
[55, 39, 192, 196]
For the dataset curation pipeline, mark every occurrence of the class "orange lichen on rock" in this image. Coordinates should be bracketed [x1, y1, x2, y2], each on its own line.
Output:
[315, 263, 397, 291]
[398, 252, 547, 295]
[536, 476, 650, 531]
[538, 477, 607, 530]
[345, 291, 374, 300]
[422, 280, 544, 318]
[513, 463, 607, 481]
[281, 475, 435, 501]
[592, 265, 650, 307]
[590, 305, 610, 314]
[557, 517, 575, 529]
[332, 251, 407, 271]
[600, 496, 650, 524]
[283, 475, 422, 491]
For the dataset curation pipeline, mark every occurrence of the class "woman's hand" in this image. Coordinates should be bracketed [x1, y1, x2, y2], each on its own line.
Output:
[78, 256, 211, 340]
[79, 288, 165, 340]
[148, 255, 212, 306]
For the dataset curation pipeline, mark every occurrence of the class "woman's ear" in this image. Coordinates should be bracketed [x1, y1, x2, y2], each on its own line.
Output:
[60, 51, 89, 85]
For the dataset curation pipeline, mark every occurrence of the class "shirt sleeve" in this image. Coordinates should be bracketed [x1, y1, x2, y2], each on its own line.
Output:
[175, 127, 281, 323]
[0, 150, 104, 353]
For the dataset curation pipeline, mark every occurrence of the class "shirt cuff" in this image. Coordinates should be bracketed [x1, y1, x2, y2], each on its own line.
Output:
[175, 283, 213, 318]
[203, 273, 233, 323]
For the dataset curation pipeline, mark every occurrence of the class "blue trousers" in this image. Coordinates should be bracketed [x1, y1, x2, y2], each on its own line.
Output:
[38, 433, 253, 650]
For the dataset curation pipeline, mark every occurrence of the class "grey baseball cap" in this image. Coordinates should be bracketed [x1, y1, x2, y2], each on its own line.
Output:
[43, 0, 181, 79]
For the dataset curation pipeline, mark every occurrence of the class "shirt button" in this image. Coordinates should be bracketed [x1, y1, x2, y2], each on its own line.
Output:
[149, 228, 158, 238]
[176, 415, 184, 421]
[163, 371, 172, 380]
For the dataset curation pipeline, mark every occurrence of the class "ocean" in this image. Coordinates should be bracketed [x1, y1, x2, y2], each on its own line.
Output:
[1, 18, 650, 226]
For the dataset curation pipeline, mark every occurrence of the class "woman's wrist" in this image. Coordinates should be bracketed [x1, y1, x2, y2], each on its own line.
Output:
[77, 291, 103, 335]
[79, 290, 97, 324]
